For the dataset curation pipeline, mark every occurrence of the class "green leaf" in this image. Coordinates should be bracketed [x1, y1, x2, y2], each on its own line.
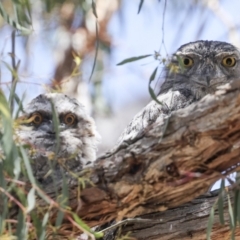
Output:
[149, 66, 158, 82]
[218, 179, 225, 225]
[73, 213, 104, 238]
[19, 146, 36, 185]
[14, 92, 25, 118]
[42, 212, 50, 226]
[15, 2, 31, 26]
[16, 210, 26, 240]
[55, 211, 64, 229]
[234, 190, 239, 226]
[0, 91, 13, 157]
[235, 172, 240, 225]
[237, 187, 240, 225]
[26, 187, 36, 213]
[0, 170, 8, 235]
[207, 204, 215, 240]
[0, 92, 11, 119]
[24, 0, 32, 23]
[92, 0, 98, 18]
[138, 0, 144, 14]
[148, 66, 162, 105]
[61, 174, 69, 205]
[231, 228, 236, 240]
[228, 193, 235, 229]
[45, 0, 52, 12]
[39, 212, 49, 240]
[31, 211, 42, 238]
[55, 176, 69, 227]
[89, 21, 99, 82]
[0, 2, 31, 34]
[117, 54, 152, 65]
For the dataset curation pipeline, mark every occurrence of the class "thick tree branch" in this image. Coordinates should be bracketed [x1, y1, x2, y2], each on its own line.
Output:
[120, 190, 239, 240]
[41, 79, 240, 238]
[75, 79, 240, 224]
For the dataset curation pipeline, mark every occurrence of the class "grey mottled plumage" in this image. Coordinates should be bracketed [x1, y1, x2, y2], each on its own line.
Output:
[118, 40, 240, 144]
[17, 93, 101, 185]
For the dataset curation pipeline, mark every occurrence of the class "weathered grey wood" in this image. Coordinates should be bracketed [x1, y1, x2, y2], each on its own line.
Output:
[41, 79, 240, 239]
[75, 80, 240, 222]
[120, 190, 239, 240]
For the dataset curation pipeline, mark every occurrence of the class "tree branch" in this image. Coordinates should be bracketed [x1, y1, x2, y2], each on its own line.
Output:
[120, 190, 239, 240]
[42, 79, 240, 238]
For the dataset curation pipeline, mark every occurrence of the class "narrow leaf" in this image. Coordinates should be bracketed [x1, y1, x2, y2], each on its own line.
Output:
[14, 92, 25, 118]
[0, 2, 31, 34]
[149, 66, 158, 82]
[55, 211, 64, 229]
[16, 210, 26, 240]
[31, 212, 42, 238]
[218, 179, 225, 225]
[39, 212, 49, 240]
[235, 172, 240, 225]
[231, 228, 236, 240]
[228, 193, 235, 229]
[42, 212, 50, 226]
[148, 67, 162, 105]
[55, 176, 68, 227]
[89, 21, 99, 82]
[73, 213, 103, 238]
[25, 0, 32, 23]
[207, 204, 215, 240]
[0, 92, 13, 156]
[19, 146, 35, 185]
[138, 0, 144, 14]
[0, 92, 11, 119]
[27, 187, 35, 213]
[237, 187, 240, 225]
[234, 190, 239, 226]
[92, 0, 98, 18]
[117, 54, 152, 65]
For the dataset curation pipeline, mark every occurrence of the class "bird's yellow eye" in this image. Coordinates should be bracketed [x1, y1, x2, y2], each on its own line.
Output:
[30, 112, 43, 125]
[222, 56, 236, 67]
[182, 57, 194, 67]
[64, 113, 76, 126]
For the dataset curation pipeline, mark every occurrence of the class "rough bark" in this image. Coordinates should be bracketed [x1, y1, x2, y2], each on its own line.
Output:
[119, 190, 239, 240]
[44, 79, 240, 239]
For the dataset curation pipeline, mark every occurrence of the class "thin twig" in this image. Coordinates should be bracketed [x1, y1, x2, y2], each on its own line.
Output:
[0, 186, 26, 213]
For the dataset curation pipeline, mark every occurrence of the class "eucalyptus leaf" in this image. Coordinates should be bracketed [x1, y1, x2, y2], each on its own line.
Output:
[73, 213, 104, 238]
[39, 212, 49, 240]
[218, 179, 225, 225]
[228, 193, 235, 229]
[89, 21, 99, 82]
[16, 210, 26, 240]
[92, 0, 98, 18]
[19, 146, 35, 185]
[26, 187, 35, 213]
[138, 0, 144, 14]
[148, 66, 162, 105]
[207, 203, 215, 240]
[0, 2, 31, 34]
[117, 54, 152, 65]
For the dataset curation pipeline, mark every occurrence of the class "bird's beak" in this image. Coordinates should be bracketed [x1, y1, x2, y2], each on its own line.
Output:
[38, 121, 56, 134]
